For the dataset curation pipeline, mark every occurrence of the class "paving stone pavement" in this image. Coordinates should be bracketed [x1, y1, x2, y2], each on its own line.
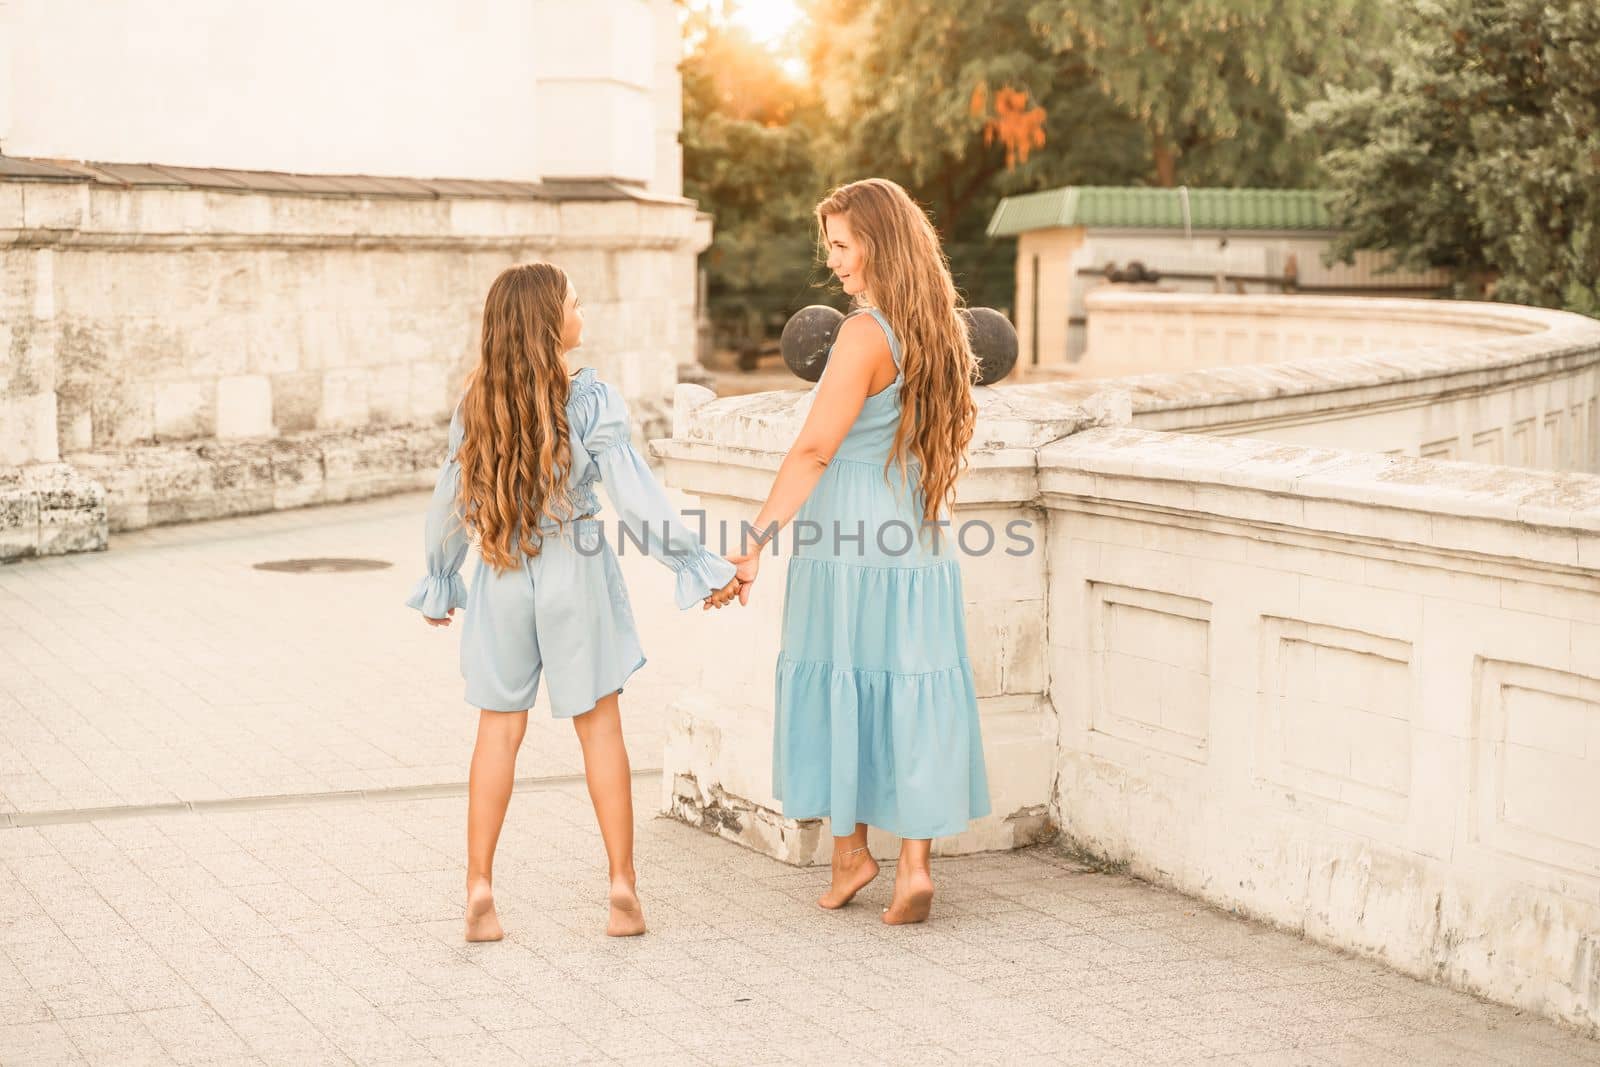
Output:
[2, 784, 1598, 1066]
[0, 492, 699, 819]
[2, 496, 1599, 1065]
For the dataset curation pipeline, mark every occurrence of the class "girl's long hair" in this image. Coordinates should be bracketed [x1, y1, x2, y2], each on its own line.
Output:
[816, 178, 978, 526]
[455, 262, 577, 572]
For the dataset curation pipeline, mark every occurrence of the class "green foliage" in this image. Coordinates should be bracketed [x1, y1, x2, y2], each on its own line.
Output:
[684, 0, 1596, 333]
[1304, 0, 1600, 315]
[804, 0, 1150, 308]
[1027, 0, 1391, 187]
[681, 14, 839, 344]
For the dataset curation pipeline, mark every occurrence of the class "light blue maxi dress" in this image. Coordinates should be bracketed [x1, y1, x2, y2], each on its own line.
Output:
[406, 367, 736, 717]
[773, 308, 991, 839]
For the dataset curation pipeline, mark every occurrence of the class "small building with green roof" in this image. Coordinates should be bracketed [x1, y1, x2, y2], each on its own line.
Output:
[986, 186, 1452, 370]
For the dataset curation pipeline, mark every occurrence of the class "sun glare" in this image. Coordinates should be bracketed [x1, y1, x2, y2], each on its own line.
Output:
[725, 0, 805, 49]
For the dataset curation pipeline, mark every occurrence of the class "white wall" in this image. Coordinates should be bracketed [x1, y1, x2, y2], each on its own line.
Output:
[0, 2, 13, 147]
[0, 178, 710, 534]
[1041, 428, 1600, 1031]
[1, 0, 681, 190]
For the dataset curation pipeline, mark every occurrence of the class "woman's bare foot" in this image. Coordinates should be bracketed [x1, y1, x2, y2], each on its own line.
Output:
[881, 865, 933, 925]
[818, 847, 879, 909]
[607, 876, 646, 937]
[464, 880, 503, 942]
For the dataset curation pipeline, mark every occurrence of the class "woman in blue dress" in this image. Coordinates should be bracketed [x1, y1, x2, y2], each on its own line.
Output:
[408, 262, 739, 941]
[726, 179, 991, 924]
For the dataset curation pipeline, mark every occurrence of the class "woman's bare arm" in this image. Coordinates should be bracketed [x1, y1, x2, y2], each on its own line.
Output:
[735, 314, 892, 555]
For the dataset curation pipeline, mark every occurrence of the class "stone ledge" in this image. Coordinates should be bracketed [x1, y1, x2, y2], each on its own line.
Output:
[0, 177, 704, 251]
[1016, 293, 1600, 422]
[47, 406, 675, 538]
[0, 154, 664, 202]
[65, 424, 451, 533]
[0, 463, 108, 561]
[1040, 427, 1600, 570]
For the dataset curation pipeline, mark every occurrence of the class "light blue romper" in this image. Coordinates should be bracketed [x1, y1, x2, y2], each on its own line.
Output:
[773, 308, 992, 839]
[406, 367, 736, 717]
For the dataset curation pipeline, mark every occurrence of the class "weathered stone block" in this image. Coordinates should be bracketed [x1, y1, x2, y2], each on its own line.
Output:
[215, 375, 275, 439]
[0, 482, 41, 559]
[270, 440, 327, 511]
[0, 392, 59, 467]
[365, 363, 413, 425]
[153, 380, 213, 440]
[408, 360, 452, 422]
[271, 372, 323, 433]
[0, 463, 107, 561]
[321, 428, 424, 503]
[319, 368, 371, 428]
[20, 184, 86, 230]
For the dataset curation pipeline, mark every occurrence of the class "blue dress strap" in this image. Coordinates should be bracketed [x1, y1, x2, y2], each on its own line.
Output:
[846, 306, 902, 370]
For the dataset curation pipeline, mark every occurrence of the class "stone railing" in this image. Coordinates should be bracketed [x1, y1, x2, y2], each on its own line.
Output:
[0, 166, 708, 557]
[654, 385, 1093, 862]
[653, 293, 1600, 1030]
[1029, 292, 1600, 473]
[1042, 429, 1600, 1030]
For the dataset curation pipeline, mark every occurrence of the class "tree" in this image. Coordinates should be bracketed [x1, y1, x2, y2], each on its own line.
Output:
[1027, 0, 1392, 188]
[805, 0, 1148, 307]
[681, 13, 837, 346]
[1303, 0, 1600, 315]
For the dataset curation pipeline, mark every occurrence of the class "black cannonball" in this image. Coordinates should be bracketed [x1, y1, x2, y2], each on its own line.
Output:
[779, 304, 1019, 386]
[960, 307, 1019, 385]
[779, 305, 845, 382]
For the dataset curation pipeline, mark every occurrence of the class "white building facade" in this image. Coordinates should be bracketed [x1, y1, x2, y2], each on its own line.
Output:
[0, 0, 706, 558]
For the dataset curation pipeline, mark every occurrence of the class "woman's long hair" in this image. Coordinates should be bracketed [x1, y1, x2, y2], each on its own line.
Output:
[455, 262, 577, 571]
[816, 178, 978, 526]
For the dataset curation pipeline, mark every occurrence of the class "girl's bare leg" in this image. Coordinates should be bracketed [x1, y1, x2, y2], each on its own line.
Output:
[882, 838, 933, 925]
[818, 823, 878, 909]
[465, 708, 528, 942]
[571, 691, 645, 937]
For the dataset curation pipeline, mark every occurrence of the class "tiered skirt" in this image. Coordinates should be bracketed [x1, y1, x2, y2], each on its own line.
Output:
[772, 458, 991, 839]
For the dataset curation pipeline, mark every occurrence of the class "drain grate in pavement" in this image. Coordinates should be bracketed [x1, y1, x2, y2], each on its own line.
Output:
[253, 557, 393, 573]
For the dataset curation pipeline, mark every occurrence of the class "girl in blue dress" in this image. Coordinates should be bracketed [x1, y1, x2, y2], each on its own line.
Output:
[407, 262, 739, 941]
[726, 179, 991, 925]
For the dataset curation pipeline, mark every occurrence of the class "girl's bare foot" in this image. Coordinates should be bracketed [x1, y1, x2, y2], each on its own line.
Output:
[818, 847, 879, 909]
[607, 876, 646, 937]
[881, 866, 933, 925]
[464, 880, 504, 942]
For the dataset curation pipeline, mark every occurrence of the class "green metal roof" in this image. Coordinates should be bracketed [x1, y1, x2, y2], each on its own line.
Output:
[985, 186, 1334, 237]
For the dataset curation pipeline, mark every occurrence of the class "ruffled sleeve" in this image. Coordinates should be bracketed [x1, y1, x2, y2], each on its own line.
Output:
[577, 377, 736, 609]
[404, 402, 470, 618]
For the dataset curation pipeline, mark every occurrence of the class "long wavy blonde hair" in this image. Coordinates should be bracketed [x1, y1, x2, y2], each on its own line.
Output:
[455, 262, 578, 572]
[816, 178, 979, 526]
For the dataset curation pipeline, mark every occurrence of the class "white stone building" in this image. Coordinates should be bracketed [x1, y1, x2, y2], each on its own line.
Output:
[0, 0, 706, 558]
[987, 186, 1455, 371]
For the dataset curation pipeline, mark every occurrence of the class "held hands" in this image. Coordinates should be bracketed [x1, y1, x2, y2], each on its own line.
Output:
[724, 548, 760, 607]
[702, 575, 742, 611]
[701, 547, 761, 610]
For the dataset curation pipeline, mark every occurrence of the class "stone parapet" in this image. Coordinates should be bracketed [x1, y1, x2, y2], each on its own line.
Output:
[653, 337, 1600, 1030]
[1041, 427, 1600, 1031]
[1025, 293, 1600, 472]
[0, 171, 708, 556]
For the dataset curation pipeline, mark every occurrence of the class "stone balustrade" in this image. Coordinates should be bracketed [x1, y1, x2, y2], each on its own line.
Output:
[653, 293, 1600, 1030]
[1044, 428, 1600, 1030]
[1030, 292, 1600, 473]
